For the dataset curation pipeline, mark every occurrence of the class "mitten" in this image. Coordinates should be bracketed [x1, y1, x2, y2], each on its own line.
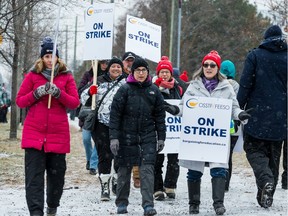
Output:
[154, 77, 163, 87]
[164, 103, 180, 115]
[33, 84, 48, 99]
[157, 140, 165, 153]
[46, 82, 61, 98]
[89, 85, 98, 96]
[110, 139, 119, 156]
[238, 108, 253, 121]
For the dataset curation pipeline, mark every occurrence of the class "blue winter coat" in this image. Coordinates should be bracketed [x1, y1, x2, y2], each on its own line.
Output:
[237, 37, 287, 141]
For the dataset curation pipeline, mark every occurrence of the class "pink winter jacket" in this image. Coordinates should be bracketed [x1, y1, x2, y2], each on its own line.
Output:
[16, 71, 80, 153]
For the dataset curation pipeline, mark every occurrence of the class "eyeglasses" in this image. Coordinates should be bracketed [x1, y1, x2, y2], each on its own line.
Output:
[134, 68, 148, 74]
[203, 63, 217, 69]
[159, 71, 171, 74]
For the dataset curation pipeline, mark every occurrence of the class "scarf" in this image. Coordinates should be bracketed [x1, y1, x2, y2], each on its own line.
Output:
[41, 64, 59, 81]
[202, 76, 219, 93]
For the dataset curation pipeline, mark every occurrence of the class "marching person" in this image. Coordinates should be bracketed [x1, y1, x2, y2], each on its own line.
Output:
[109, 57, 166, 215]
[152, 56, 183, 200]
[16, 37, 79, 216]
[237, 25, 287, 208]
[169, 50, 251, 215]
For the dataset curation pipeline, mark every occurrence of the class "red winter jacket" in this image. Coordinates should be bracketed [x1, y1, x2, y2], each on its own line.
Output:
[16, 71, 80, 153]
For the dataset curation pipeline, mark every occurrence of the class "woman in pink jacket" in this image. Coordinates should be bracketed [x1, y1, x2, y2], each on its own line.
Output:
[16, 37, 79, 216]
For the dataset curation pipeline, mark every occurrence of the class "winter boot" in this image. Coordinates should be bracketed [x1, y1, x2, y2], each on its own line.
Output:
[99, 174, 111, 201]
[154, 191, 165, 201]
[117, 205, 128, 214]
[111, 173, 118, 195]
[143, 206, 157, 216]
[46, 207, 57, 216]
[212, 177, 226, 215]
[260, 182, 274, 208]
[165, 188, 176, 199]
[224, 169, 230, 192]
[188, 180, 201, 214]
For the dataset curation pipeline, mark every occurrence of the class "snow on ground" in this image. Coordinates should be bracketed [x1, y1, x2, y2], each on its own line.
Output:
[0, 118, 287, 216]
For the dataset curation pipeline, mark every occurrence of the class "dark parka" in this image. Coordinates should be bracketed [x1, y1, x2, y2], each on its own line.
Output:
[109, 78, 166, 167]
[237, 36, 287, 141]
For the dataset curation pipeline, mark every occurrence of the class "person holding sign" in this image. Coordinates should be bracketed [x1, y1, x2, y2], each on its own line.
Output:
[16, 37, 80, 216]
[109, 57, 166, 215]
[172, 50, 251, 215]
[152, 56, 183, 201]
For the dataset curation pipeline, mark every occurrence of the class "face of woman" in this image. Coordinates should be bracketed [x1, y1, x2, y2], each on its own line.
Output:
[133, 67, 148, 83]
[202, 60, 218, 80]
[158, 69, 172, 81]
[42, 54, 58, 69]
[109, 63, 122, 80]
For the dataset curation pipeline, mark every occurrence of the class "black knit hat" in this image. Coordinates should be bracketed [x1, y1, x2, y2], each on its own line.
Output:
[40, 36, 59, 58]
[131, 57, 149, 73]
[264, 25, 282, 39]
[107, 57, 124, 71]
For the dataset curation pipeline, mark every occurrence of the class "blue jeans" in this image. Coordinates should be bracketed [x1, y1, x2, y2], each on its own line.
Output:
[187, 168, 226, 181]
[82, 129, 98, 169]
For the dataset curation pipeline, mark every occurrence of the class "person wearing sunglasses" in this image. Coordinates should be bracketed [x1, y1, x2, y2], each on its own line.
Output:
[174, 50, 252, 215]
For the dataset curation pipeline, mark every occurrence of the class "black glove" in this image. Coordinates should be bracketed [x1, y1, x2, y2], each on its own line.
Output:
[110, 139, 119, 156]
[46, 82, 61, 98]
[238, 108, 253, 121]
[164, 104, 180, 115]
[157, 140, 165, 153]
[33, 84, 48, 99]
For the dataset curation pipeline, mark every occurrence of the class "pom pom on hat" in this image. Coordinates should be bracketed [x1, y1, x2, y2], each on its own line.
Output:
[131, 57, 149, 73]
[220, 60, 236, 79]
[264, 25, 282, 39]
[179, 71, 189, 82]
[156, 56, 173, 75]
[40, 36, 59, 58]
[107, 57, 124, 71]
[202, 50, 221, 69]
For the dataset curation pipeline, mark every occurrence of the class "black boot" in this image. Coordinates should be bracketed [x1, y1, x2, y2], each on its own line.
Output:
[212, 177, 226, 215]
[188, 180, 201, 214]
[99, 174, 111, 201]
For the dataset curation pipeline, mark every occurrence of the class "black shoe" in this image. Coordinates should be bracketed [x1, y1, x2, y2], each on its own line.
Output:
[47, 207, 57, 216]
[144, 206, 157, 216]
[86, 161, 90, 170]
[89, 168, 97, 175]
[260, 182, 274, 208]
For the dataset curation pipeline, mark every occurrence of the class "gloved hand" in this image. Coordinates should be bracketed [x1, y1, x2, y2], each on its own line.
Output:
[154, 77, 163, 87]
[238, 108, 253, 121]
[89, 85, 98, 96]
[33, 84, 48, 99]
[164, 104, 180, 115]
[46, 82, 61, 98]
[110, 139, 119, 156]
[157, 140, 165, 153]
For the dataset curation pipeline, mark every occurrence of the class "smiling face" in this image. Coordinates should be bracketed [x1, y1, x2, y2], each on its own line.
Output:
[158, 69, 172, 81]
[109, 63, 122, 80]
[202, 60, 218, 80]
[133, 67, 148, 83]
[123, 57, 135, 74]
[42, 54, 58, 69]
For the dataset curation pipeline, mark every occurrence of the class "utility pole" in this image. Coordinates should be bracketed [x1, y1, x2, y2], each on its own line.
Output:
[73, 16, 78, 72]
[65, 25, 68, 63]
[176, 0, 182, 69]
[169, 0, 175, 61]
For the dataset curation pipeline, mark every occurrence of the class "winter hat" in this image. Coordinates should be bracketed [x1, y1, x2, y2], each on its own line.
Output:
[179, 71, 189, 82]
[156, 56, 173, 75]
[202, 50, 221, 69]
[264, 25, 282, 39]
[122, 51, 137, 61]
[40, 37, 59, 58]
[131, 57, 149, 73]
[107, 57, 124, 71]
[220, 60, 236, 79]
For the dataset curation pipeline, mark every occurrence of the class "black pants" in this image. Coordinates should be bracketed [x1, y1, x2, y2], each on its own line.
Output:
[154, 153, 179, 192]
[226, 136, 239, 184]
[0, 107, 8, 123]
[243, 134, 282, 190]
[91, 123, 118, 174]
[25, 148, 66, 215]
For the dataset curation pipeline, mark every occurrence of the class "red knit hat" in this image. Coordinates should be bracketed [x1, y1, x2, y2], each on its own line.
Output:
[179, 70, 189, 82]
[156, 56, 173, 75]
[202, 50, 221, 69]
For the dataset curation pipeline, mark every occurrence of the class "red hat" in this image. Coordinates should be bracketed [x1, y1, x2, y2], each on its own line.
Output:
[179, 71, 189, 82]
[156, 56, 173, 75]
[202, 50, 221, 69]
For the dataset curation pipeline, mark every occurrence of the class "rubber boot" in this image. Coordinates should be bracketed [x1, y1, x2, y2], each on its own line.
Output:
[212, 177, 226, 215]
[99, 174, 111, 201]
[188, 180, 201, 214]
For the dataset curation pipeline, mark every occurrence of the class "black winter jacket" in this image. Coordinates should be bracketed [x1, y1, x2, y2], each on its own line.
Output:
[237, 37, 287, 141]
[109, 78, 166, 167]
